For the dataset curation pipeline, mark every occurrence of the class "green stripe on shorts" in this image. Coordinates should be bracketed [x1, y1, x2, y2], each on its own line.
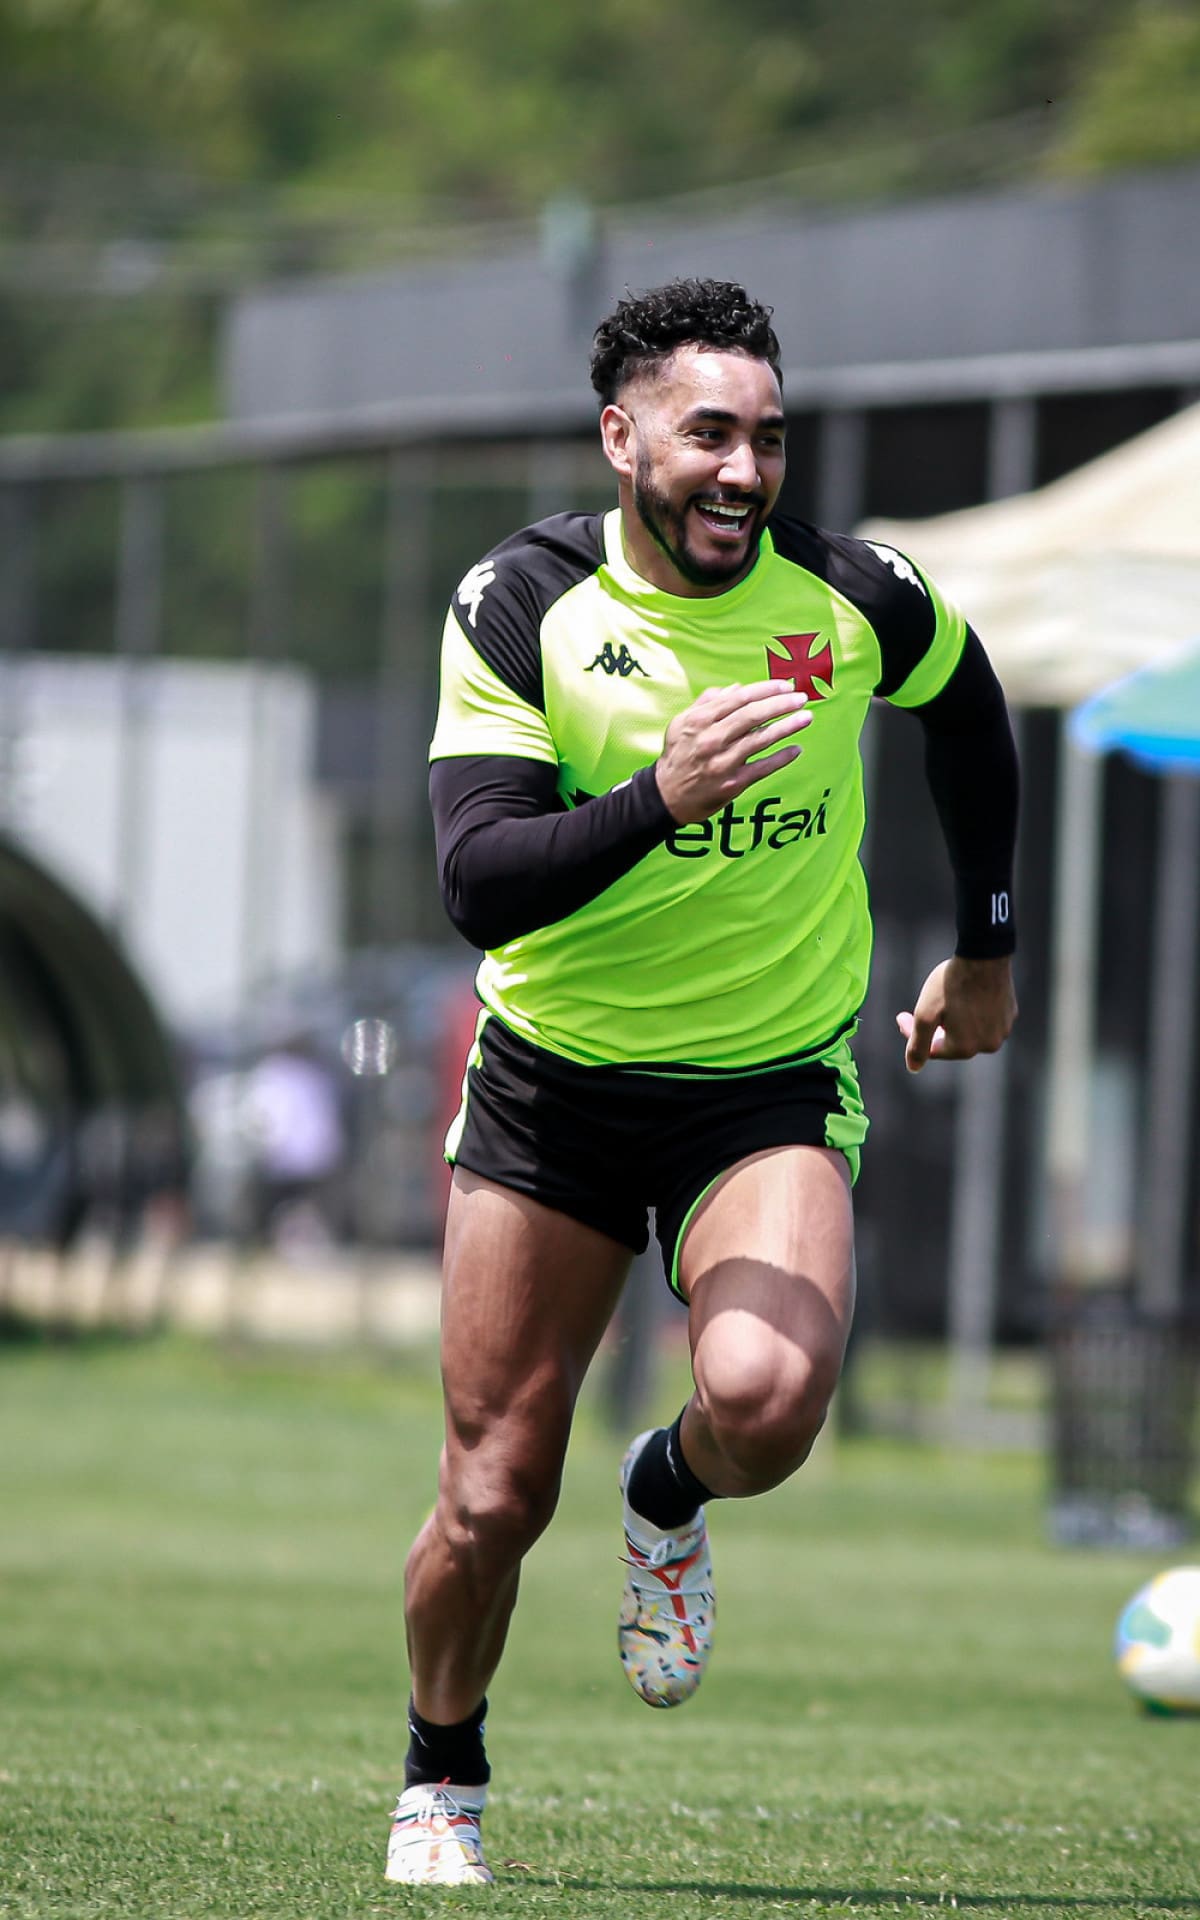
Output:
[443, 1007, 489, 1164]
[822, 1031, 867, 1185]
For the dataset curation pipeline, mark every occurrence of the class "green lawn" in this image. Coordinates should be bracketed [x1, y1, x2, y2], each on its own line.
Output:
[1, 1334, 1197, 1918]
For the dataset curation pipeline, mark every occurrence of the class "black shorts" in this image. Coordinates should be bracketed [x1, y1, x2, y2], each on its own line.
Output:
[445, 1012, 868, 1297]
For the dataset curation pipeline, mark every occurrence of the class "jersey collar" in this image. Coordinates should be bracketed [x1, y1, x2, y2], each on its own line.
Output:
[601, 508, 773, 610]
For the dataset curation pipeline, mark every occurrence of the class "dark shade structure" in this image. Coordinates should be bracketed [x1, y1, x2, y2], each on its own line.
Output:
[0, 836, 188, 1247]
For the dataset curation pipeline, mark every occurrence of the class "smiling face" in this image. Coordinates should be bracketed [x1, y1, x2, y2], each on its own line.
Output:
[600, 345, 787, 596]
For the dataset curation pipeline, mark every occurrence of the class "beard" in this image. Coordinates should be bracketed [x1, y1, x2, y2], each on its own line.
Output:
[632, 448, 765, 589]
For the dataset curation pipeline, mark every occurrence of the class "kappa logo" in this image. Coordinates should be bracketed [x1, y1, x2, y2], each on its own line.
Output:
[586, 642, 648, 678]
[767, 632, 834, 702]
[456, 561, 496, 627]
[865, 542, 927, 596]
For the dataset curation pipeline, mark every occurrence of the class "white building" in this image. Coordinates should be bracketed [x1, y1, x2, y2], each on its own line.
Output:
[0, 655, 342, 1028]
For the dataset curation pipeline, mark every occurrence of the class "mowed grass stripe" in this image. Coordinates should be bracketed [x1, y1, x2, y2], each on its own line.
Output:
[1, 1337, 1195, 1918]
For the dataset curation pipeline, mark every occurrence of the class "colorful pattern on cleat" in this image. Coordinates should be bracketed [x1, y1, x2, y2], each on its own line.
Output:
[385, 1781, 493, 1886]
[618, 1428, 715, 1708]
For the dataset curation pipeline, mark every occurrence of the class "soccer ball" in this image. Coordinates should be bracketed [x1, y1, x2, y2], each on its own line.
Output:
[1114, 1566, 1200, 1712]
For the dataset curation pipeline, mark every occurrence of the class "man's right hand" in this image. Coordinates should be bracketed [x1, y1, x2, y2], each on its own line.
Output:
[655, 680, 812, 825]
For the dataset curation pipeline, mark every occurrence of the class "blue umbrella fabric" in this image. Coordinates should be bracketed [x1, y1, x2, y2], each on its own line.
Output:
[1070, 639, 1200, 775]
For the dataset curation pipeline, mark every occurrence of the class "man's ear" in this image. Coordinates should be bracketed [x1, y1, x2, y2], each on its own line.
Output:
[600, 403, 635, 480]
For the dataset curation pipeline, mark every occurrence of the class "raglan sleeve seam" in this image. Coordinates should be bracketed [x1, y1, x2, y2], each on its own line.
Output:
[429, 600, 558, 767]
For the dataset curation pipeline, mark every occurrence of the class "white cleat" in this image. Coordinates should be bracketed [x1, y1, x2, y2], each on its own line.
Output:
[618, 1428, 715, 1709]
[385, 1781, 493, 1886]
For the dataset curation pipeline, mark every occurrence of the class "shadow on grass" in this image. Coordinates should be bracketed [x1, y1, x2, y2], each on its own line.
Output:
[515, 1881, 1200, 1911]
[0, 1308, 153, 1349]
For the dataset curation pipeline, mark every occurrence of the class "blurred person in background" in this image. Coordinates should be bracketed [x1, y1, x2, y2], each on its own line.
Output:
[243, 1039, 344, 1253]
[388, 278, 1018, 1886]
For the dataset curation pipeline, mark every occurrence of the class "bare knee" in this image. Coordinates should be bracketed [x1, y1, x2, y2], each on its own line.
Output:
[696, 1338, 842, 1492]
[430, 1443, 563, 1587]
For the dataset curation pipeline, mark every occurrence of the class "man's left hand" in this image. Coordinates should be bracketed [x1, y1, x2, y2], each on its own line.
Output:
[895, 955, 1017, 1074]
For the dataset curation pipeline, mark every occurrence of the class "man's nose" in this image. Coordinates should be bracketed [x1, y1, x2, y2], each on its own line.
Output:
[718, 440, 759, 489]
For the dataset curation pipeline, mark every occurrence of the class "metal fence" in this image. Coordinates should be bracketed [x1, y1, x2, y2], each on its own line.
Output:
[0, 360, 1197, 1442]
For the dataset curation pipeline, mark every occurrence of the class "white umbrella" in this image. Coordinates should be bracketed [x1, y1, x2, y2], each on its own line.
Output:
[860, 400, 1200, 708]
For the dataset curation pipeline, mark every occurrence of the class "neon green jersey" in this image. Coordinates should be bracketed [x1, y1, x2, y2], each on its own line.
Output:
[430, 508, 966, 1068]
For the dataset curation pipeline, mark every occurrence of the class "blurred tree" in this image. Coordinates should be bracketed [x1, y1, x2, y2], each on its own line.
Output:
[0, 291, 217, 432]
[0, 0, 1193, 436]
[1053, 4, 1200, 173]
[0, 0, 1162, 240]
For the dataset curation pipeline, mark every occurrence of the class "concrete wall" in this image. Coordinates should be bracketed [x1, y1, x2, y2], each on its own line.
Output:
[224, 164, 1200, 423]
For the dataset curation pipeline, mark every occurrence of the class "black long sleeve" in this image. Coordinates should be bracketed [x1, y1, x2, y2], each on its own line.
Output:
[910, 627, 1019, 958]
[430, 756, 675, 950]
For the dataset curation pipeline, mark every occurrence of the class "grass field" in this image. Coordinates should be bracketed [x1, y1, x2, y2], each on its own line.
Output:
[1, 1332, 1197, 1919]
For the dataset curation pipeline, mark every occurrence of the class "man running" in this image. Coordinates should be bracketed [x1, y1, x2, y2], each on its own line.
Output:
[386, 278, 1018, 1886]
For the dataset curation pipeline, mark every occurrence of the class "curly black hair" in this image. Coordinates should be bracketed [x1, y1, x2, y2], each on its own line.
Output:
[589, 278, 782, 406]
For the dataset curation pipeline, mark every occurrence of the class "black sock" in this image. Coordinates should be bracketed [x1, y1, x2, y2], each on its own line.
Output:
[404, 1695, 490, 1789]
[625, 1411, 715, 1532]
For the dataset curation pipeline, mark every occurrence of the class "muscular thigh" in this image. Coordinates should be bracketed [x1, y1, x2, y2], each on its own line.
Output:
[440, 1168, 631, 1476]
[651, 1030, 868, 1297]
[679, 1145, 856, 1399]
